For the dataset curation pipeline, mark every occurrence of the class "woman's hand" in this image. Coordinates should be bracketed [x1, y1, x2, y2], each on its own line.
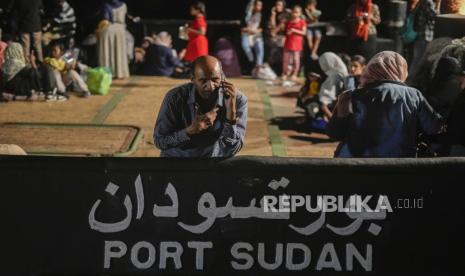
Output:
[178, 49, 186, 60]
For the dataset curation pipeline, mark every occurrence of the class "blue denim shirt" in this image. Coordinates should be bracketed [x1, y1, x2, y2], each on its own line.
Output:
[153, 83, 248, 157]
[327, 81, 443, 157]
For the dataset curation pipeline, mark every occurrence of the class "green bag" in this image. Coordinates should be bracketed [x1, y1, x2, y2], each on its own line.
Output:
[86, 67, 113, 95]
[401, 0, 423, 44]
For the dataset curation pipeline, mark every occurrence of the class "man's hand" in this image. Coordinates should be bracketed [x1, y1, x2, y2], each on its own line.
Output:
[186, 107, 219, 135]
[221, 81, 237, 121]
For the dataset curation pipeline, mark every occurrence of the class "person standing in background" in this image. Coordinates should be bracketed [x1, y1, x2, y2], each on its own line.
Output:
[52, 0, 77, 44]
[282, 5, 306, 82]
[241, 0, 264, 75]
[7, 0, 44, 62]
[183, 2, 208, 63]
[346, 0, 381, 60]
[98, 0, 130, 79]
[266, 0, 291, 76]
[406, 0, 440, 83]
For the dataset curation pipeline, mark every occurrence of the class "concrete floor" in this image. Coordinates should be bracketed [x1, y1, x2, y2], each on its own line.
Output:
[0, 76, 337, 157]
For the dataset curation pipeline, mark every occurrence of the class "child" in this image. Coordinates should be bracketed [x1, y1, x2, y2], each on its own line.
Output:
[282, 5, 307, 82]
[297, 72, 321, 108]
[345, 55, 366, 90]
[304, 0, 322, 60]
[44, 43, 90, 98]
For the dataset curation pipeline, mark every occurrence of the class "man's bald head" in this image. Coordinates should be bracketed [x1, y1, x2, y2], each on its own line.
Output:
[192, 55, 222, 78]
[191, 56, 224, 100]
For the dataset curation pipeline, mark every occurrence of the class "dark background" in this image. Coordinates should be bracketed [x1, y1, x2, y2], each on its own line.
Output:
[1, 0, 394, 71]
[1, 0, 365, 41]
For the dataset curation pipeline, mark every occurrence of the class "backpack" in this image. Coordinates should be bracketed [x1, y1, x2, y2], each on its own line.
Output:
[401, 0, 424, 44]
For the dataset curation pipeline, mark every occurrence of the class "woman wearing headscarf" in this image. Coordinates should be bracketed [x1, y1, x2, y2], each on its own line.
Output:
[346, 0, 381, 60]
[316, 52, 348, 121]
[98, 0, 130, 79]
[326, 51, 443, 157]
[2, 42, 56, 101]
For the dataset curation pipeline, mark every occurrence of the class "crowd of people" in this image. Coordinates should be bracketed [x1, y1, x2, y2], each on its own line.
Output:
[0, 0, 93, 101]
[1, 0, 465, 158]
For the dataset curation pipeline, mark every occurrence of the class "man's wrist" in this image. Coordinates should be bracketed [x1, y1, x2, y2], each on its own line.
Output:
[226, 111, 237, 121]
[224, 117, 237, 125]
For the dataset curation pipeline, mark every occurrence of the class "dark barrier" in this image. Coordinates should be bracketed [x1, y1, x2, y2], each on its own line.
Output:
[1, 156, 464, 276]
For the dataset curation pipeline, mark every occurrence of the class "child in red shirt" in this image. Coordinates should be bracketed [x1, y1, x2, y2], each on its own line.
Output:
[184, 2, 209, 62]
[282, 5, 307, 82]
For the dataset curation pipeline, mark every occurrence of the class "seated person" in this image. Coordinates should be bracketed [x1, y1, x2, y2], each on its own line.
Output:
[443, 62, 465, 156]
[303, 0, 322, 60]
[153, 55, 248, 157]
[344, 55, 366, 90]
[44, 42, 90, 97]
[327, 51, 443, 158]
[297, 71, 320, 109]
[2, 42, 59, 101]
[303, 52, 348, 123]
[426, 57, 464, 118]
[139, 32, 184, 76]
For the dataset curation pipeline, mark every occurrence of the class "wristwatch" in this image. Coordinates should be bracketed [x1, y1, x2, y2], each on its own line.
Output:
[224, 118, 237, 125]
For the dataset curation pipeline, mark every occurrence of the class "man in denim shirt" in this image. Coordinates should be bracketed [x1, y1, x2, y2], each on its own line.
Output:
[153, 56, 248, 157]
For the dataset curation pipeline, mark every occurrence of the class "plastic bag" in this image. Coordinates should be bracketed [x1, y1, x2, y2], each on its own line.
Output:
[86, 67, 112, 95]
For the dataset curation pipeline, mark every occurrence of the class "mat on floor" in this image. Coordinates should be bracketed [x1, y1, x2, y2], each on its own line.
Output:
[0, 122, 143, 156]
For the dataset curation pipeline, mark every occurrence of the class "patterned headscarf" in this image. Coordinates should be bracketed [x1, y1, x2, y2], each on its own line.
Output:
[2, 42, 26, 82]
[360, 51, 408, 86]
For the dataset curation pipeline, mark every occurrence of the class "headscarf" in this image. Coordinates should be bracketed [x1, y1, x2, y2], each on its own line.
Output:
[102, 0, 124, 23]
[353, 0, 372, 42]
[318, 52, 349, 105]
[319, 52, 349, 77]
[2, 42, 26, 82]
[154, 32, 172, 48]
[360, 51, 408, 86]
